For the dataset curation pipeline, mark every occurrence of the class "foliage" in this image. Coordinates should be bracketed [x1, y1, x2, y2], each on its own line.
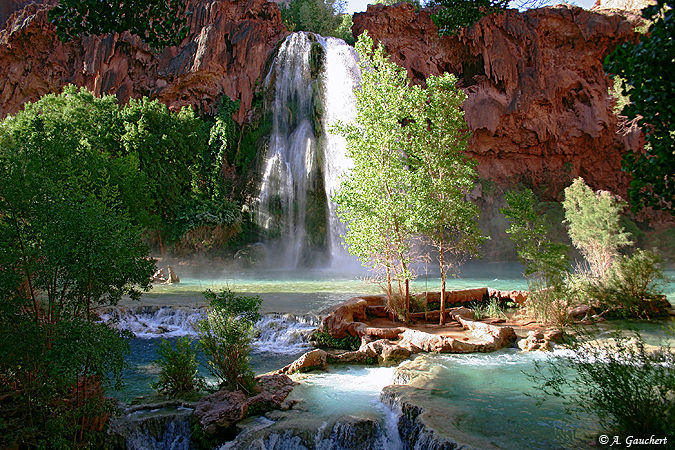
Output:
[562, 177, 632, 280]
[472, 298, 507, 320]
[169, 198, 242, 243]
[312, 330, 360, 350]
[152, 337, 204, 398]
[406, 72, 485, 324]
[502, 190, 569, 286]
[281, 0, 346, 37]
[580, 250, 669, 319]
[333, 14, 355, 45]
[196, 290, 262, 393]
[194, 97, 240, 201]
[48, 0, 190, 49]
[431, 0, 508, 36]
[332, 31, 419, 319]
[502, 189, 570, 325]
[531, 330, 675, 436]
[0, 85, 157, 447]
[0, 315, 132, 447]
[605, 0, 675, 213]
[120, 97, 206, 233]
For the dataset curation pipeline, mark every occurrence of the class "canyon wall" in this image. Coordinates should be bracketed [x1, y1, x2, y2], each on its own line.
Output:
[0, 0, 288, 123]
[353, 3, 642, 200]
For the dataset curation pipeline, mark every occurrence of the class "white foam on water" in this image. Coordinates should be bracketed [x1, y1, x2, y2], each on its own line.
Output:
[253, 313, 319, 354]
[100, 306, 318, 355]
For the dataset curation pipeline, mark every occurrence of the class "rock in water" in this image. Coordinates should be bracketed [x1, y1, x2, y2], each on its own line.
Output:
[194, 374, 295, 436]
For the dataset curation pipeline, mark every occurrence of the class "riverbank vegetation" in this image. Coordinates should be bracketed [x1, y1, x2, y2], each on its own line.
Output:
[333, 32, 484, 323]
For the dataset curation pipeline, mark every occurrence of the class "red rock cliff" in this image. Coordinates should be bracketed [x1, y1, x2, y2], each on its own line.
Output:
[0, 0, 288, 123]
[353, 3, 641, 199]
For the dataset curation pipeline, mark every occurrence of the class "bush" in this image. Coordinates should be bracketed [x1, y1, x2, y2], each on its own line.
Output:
[501, 189, 570, 326]
[531, 330, 675, 437]
[196, 290, 262, 394]
[473, 298, 507, 320]
[581, 249, 669, 319]
[312, 330, 360, 350]
[563, 177, 632, 280]
[151, 337, 204, 398]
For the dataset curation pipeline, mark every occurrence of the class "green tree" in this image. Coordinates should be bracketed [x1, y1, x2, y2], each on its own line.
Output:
[501, 189, 570, 325]
[119, 97, 207, 251]
[48, 0, 191, 49]
[281, 0, 346, 38]
[562, 177, 632, 280]
[604, 0, 674, 213]
[431, 0, 509, 36]
[332, 31, 418, 320]
[196, 290, 262, 393]
[0, 86, 154, 447]
[407, 73, 485, 324]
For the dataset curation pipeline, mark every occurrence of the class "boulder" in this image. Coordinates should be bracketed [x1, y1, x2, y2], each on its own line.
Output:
[194, 374, 295, 435]
[278, 349, 327, 375]
[320, 297, 369, 339]
[518, 329, 564, 352]
[166, 265, 180, 284]
[568, 304, 592, 320]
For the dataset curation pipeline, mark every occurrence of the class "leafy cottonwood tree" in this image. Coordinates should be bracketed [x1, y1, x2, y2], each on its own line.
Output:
[0, 86, 154, 446]
[562, 177, 632, 280]
[119, 97, 207, 252]
[605, 0, 674, 213]
[407, 73, 485, 324]
[332, 31, 418, 320]
[48, 0, 190, 49]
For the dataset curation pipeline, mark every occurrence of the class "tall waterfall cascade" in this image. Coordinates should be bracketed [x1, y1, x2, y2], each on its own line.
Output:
[255, 32, 359, 268]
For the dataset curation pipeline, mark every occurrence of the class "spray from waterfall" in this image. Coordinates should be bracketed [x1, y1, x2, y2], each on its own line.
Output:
[255, 32, 360, 268]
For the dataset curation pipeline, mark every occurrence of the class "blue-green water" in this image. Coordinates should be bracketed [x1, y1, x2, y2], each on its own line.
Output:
[109, 263, 674, 448]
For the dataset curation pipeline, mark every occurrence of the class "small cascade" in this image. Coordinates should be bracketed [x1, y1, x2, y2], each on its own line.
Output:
[256, 32, 359, 268]
[253, 313, 320, 354]
[99, 306, 318, 354]
[99, 305, 205, 338]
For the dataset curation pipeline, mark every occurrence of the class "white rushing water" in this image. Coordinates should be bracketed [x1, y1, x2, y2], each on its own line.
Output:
[99, 306, 318, 354]
[256, 32, 359, 268]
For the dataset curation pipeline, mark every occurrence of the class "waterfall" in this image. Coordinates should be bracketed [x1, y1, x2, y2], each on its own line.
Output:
[256, 32, 359, 268]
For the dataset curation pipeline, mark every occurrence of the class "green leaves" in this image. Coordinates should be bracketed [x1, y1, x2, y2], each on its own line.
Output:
[333, 32, 483, 319]
[152, 337, 203, 398]
[432, 0, 509, 36]
[563, 177, 631, 280]
[48, 0, 191, 50]
[281, 0, 346, 38]
[604, 0, 674, 213]
[196, 290, 262, 393]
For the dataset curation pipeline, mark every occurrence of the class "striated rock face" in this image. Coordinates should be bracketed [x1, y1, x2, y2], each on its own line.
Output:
[0, 0, 288, 123]
[353, 4, 641, 199]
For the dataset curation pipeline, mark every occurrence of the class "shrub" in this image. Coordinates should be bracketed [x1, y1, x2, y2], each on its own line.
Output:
[563, 177, 632, 280]
[151, 337, 204, 398]
[531, 330, 675, 437]
[312, 330, 360, 350]
[473, 298, 507, 320]
[501, 189, 570, 326]
[581, 249, 669, 319]
[196, 290, 262, 394]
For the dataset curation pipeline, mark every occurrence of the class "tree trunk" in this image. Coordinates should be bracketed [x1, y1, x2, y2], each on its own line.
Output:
[439, 235, 446, 325]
